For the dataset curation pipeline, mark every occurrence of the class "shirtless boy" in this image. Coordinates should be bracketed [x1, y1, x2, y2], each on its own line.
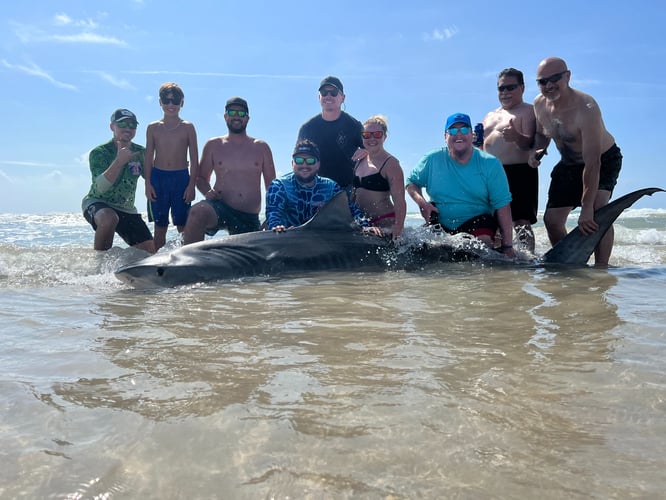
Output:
[482, 68, 537, 252]
[529, 57, 622, 267]
[145, 82, 199, 251]
[182, 97, 276, 244]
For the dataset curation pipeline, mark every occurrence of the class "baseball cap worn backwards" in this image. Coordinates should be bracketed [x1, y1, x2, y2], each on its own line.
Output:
[293, 141, 320, 161]
[111, 109, 138, 123]
[225, 96, 249, 112]
[445, 112, 472, 130]
[318, 76, 343, 93]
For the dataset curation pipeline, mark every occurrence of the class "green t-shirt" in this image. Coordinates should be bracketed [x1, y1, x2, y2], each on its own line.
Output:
[82, 139, 146, 213]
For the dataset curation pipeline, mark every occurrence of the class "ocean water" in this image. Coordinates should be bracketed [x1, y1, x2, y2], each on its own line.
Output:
[1, 210, 666, 499]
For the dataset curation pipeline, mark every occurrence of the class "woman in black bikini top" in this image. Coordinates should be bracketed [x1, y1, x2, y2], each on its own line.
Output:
[352, 115, 407, 238]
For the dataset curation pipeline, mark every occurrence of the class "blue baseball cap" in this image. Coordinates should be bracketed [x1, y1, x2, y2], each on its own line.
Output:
[445, 112, 472, 130]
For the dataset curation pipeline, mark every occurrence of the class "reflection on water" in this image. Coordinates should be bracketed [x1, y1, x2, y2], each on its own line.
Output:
[2, 263, 665, 498]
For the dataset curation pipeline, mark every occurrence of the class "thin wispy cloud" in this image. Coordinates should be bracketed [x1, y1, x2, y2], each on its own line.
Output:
[94, 71, 134, 90]
[128, 70, 319, 79]
[11, 14, 126, 46]
[422, 26, 459, 42]
[53, 13, 98, 30]
[1, 59, 77, 91]
[0, 160, 63, 168]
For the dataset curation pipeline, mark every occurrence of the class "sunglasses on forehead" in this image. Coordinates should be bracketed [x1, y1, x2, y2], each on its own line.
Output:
[115, 121, 138, 129]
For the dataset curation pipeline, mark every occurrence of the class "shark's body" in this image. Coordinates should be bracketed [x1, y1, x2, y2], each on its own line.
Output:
[115, 188, 663, 288]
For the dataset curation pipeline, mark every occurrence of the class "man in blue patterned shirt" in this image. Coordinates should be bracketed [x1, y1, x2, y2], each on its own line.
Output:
[265, 140, 372, 232]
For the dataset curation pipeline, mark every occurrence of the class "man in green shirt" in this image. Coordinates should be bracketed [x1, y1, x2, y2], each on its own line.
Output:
[82, 109, 155, 253]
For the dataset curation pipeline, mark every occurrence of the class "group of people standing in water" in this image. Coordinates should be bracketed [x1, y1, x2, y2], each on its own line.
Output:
[82, 55, 622, 267]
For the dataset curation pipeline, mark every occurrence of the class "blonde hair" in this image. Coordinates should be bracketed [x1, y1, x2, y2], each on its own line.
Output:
[363, 115, 388, 134]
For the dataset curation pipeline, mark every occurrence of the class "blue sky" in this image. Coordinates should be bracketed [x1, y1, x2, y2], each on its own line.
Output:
[1, 1, 666, 214]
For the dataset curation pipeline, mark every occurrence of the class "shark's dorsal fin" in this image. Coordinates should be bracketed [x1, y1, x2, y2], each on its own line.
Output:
[543, 187, 664, 264]
[299, 191, 355, 231]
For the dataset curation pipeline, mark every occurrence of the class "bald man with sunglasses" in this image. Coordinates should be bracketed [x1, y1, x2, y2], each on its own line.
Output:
[529, 56, 622, 267]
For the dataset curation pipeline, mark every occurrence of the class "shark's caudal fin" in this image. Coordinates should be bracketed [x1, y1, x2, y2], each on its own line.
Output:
[543, 187, 664, 265]
[299, 191, 354, 231]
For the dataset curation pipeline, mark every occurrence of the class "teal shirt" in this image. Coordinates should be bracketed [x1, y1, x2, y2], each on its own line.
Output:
[82, 139, 146, 213]
[407, 147, 511, 230]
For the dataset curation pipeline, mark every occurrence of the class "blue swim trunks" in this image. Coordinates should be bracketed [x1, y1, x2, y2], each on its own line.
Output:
[147, 167, 191, 227]
[203, 198, 260, 235]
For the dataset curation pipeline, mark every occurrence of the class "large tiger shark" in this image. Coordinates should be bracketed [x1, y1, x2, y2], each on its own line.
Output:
[115, 187, 663, 288]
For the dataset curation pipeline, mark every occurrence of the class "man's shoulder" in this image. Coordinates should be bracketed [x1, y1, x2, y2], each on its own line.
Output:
[300, 114, 324, 128]
[341, 111, 362, 125]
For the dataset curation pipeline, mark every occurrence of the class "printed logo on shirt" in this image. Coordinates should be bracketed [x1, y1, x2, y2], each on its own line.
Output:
[128, 161, 141, 176]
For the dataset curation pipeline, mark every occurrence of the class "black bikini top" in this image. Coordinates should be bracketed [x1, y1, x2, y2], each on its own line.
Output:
[353, 156, 392, 192]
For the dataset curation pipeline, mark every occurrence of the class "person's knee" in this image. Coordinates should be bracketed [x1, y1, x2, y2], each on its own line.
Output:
[543, 210, 561, 228]
[95, 208, 119, 230]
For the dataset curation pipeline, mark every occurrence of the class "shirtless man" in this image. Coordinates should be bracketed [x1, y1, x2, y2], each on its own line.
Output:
[145, 82, 199, 251]
[482, 68, 537, 252]
[529, 57, 622, 267]
[182, 97, 276, 244]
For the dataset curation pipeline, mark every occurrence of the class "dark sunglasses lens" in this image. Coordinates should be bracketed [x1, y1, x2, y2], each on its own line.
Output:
[161, 97, 182, 105]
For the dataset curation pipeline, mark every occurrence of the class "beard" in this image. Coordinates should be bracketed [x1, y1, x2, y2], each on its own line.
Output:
[227, 121, 247, 134]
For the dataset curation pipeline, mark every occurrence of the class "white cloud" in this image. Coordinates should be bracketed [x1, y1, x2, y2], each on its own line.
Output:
[422, 26, 459, 42]
[1, 59, 77, 91]
[53, 12, 98, 30]
[11, 17, 124, 46]
[51, 32, 125, 45]
[94, 71, 134, 90]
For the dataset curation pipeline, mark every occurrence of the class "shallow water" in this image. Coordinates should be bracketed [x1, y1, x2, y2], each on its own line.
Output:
[1, 212, 665, 499]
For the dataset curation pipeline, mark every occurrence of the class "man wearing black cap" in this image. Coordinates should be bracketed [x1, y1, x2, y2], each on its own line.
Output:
[183, 96, 276, 243]
[297, 76, 364, 190]
[265, 139, 368, 232]
[82, 109, 155, 253]
[406, 112, 515, 257]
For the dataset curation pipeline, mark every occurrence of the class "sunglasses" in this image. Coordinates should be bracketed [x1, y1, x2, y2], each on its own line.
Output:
[160, 96, 182, 105]
[447, 126, 471, 136]
[226, 109, 248, 117]
[498, 84, 519, 92]
[362, 131, 384, 139]
[536, 71, 568, 86]
[115, 121, 138, 129]
[320, 88, 340, 97]
[293, 156, 317, 165]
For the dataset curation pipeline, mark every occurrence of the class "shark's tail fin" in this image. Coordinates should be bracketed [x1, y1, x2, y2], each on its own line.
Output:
[543, 187, 664, 265]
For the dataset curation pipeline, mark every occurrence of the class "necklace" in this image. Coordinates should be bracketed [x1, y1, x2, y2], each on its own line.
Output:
[162, 119, 182, 132]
